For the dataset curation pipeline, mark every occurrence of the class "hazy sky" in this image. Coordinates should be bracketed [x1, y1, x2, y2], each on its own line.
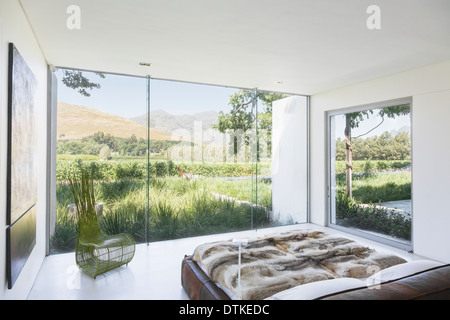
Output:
[56, 69, 410, 138]
[56, 69, 239, 118]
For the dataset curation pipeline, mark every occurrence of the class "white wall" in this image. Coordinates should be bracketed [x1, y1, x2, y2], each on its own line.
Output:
[272, 96, 308, 224]
[310, 60, 450, 263]
[412, 91, 450, 263]
[0, 0, 48, 299]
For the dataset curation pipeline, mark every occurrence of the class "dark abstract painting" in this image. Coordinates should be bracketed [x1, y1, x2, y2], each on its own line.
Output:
[7, 206, 37, 289]
[6, 43, 37, 289]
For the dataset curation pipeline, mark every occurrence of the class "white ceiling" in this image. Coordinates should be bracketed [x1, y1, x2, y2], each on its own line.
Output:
[20, 0, 450, 95]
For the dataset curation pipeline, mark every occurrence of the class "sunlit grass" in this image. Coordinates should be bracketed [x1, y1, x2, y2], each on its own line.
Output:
[336, 171, 411, 203]
[51, 176, 273, 253]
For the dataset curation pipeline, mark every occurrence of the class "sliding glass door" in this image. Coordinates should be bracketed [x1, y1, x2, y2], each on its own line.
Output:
[328, 100, 412, 249]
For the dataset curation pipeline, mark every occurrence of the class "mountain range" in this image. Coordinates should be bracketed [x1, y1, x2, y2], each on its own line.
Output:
[57, 102, 219, 141]
[57, 102, 174, 141]
[131, 109, 219, 138]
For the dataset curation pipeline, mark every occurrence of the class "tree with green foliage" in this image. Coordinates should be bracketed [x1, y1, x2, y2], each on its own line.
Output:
[213, 90, 255, 161]
[336, 131, 411, 161]
[213, 89, 289, 160]
[343, 104, 410, 198]
[60, 69, 105, 97]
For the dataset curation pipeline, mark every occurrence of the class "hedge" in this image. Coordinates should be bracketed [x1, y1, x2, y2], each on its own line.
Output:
[335, 160, 410, 174]
[56, 159, 270, 181]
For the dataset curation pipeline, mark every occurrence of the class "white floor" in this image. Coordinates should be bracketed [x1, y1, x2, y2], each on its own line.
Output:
[27, 224, 425, 300]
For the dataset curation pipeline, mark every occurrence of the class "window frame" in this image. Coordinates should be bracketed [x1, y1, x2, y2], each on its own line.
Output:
[46, 66, 312, 255]
[326, 97, 413, 252]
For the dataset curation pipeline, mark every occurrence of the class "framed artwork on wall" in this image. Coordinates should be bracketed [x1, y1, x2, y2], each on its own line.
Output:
[6, 205, 37, 289]
[6, 43, 38, 289]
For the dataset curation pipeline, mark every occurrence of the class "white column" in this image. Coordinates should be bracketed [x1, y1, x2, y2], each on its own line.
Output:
[272, 96, 308, 224]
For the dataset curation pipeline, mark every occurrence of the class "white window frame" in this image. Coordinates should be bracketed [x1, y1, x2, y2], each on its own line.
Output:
[326, 97, 413, 252]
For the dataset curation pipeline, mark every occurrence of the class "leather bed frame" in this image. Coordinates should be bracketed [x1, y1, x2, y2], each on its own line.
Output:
[181, 255, 231, 300]
[181, 255, 450, 300]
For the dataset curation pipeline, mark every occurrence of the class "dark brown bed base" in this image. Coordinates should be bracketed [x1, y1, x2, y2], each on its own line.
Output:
[318, 264, 450, 300]
[181, 255, 450, 300]
[181, 255, 231, 300]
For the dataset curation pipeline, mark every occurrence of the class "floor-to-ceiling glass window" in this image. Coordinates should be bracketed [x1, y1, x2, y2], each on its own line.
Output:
[145, 82, 309, 240]
[328, 100, 412, 249]
[51, 69, 148, 253]
[50, 69, 310, 253]
[146, 80, 266, 240]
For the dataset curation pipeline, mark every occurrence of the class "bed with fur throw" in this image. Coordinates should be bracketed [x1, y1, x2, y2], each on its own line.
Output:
[190, 230, 406, 300]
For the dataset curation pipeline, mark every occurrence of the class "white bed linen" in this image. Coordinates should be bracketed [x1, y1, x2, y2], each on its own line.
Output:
[265, 260, 444, 300]
[366, 259, 443, 284]
[265, 278, 366, 300]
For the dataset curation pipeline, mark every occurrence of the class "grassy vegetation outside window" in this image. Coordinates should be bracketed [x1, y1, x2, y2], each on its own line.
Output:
[51, 161, 273, 253]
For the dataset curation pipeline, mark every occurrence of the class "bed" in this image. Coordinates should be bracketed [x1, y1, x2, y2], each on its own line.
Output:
[181, 230, 450, 300]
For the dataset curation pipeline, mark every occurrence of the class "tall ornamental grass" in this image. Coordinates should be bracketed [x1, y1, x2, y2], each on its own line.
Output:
[51, 176, 272, 253]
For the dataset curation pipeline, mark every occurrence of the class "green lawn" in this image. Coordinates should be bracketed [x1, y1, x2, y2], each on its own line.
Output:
[335, 171, 411, 203]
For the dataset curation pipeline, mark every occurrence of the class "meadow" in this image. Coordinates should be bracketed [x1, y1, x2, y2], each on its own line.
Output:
[51, 160, 273, 253]
[51, 158, 412, 253]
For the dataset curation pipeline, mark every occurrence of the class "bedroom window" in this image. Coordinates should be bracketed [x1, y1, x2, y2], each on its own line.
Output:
[147, 82, 309, 237]
[328, 99, 412, 250]
[147, 80, 266, 239]
[50, 68, 309, 254]
[51, 69, 148, 254]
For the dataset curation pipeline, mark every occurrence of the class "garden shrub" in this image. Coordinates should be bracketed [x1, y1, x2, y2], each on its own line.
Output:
[335, 191, 411, 240]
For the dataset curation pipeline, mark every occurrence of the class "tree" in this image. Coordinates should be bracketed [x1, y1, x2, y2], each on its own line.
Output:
[213, 89, 289, 161]
[343, 104, 410, 198]
[92, 131, 118, 151]
[257, 92, 287, 157]
[214, 90, 255, 133]
[213, 90, 255, 161]
[60, 69, 105, 97]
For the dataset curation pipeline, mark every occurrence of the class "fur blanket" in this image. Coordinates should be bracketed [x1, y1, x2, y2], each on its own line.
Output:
[192, 230, 406, 300]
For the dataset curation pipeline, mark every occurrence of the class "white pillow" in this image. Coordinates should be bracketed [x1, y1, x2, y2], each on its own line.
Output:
[265, 278, 366, 300]
[366, 260, 443, 285]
